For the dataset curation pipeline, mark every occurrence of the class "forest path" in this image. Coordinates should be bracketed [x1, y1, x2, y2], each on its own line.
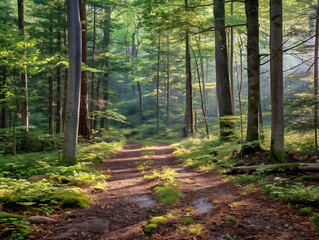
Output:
[44, 143, 319, 240]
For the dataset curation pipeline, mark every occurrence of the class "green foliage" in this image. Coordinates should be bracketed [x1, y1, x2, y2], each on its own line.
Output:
[178, 223, 204, 236]
[49, 191, 90, 209]
[311, 213, 319, 229]
[0, 212, 32, 239]
[134, 160, 154, 172]
[299, 207, 312, 215]
[183, 217, 194, 225]
[262, 181, 319, 204]
[154, 182, 182, 205]
[229, 174, 259, 185]
[144, 166, 177, 182]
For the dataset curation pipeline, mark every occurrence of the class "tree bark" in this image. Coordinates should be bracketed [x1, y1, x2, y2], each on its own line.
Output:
[246, 0, 260, 142]
[230, 2, 235, 113]
[1, 67, 6, 128]
[90, 6, 96, 133]
[314, 2, 319, 152]
[185, 0, 193, 136]
[196, 37, 207, 114]
[166, 32, 170, 128]
[18, 0, 28, 130]
[100, 6, 111, 130]
[56, 30, 62, 134]
[213, 0, 234, 140]
[156, 34, 161, 133]
[269, 0, 285, 162]
[78, 0, 90, 138]
[62, 0, 82, 165]
[191, 45, 210, 138]
[137, 81, 143, 122]
[49, 74, 54, 135]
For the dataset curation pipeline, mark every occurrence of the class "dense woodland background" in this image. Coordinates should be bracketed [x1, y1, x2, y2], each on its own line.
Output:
[2, 0, 319, 238]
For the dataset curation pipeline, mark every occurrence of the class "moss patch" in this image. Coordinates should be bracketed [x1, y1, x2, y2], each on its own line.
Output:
[49, 191, 90, 209]
[144, 223, 157, 234]
[149, 216, 166, 225]
[154, 184, 182, 205]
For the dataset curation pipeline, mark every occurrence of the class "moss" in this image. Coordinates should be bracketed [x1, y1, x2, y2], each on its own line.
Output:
[144, 223, 157, 234]
[149, 216, 166, 225]
[49, 191, 90, 209]
[183, 217, 194, 225]
[154, 185, 182, 205]
[50, 175, 71, 184]
[268, 149, 287, 163]
[61, 155, 78, 166]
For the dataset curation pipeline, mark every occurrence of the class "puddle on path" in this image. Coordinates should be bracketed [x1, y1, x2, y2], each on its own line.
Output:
[244, 217, 258, 227]
[135, 195, 156, 208]
[177, 169, 188, 173]
[193, 198, 213, 214]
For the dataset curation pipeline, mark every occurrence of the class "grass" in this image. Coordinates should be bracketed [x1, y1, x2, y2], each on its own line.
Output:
[144, 166, 177, 182]
[154, 182, 183, 205]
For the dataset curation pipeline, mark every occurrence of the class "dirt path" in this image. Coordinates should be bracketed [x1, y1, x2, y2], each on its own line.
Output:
[43, 143, 319, 240]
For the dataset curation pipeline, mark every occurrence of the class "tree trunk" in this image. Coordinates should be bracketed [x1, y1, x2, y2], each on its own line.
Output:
[1, 67, 6, 128]
[196, 37, 207, 113]
[269, 0, 285, 162]
[314, 3, 319, 152]
[49, 21, 54, 135]
[78, 0, 90, 138]
[156, 34, 161, 133]
[18, 0, 28, 130]
[49, 74, 54, 135]
[213, 0, 234, 140]
[62, 0, 82, 165]
[90, 6, 96, 133]
[166, 32, 170, 128]
[191, 45, 210, 138]
[230, 2, 235, 113]
[246, 0, 260, 142]
[185, 0, 193, 136]
[137, 81, 143, 122]
[56, 28, 62, 134]
[100, 6, 111, 130]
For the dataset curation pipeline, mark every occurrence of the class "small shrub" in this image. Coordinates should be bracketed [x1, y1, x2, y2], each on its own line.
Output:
[49, 191, 90, 209]
[311, 213, 319, 229]
[154, 183, 182, 205]
[183, 217, 194, 225]
[229, 174, 258, 184]
[300, 207, 312, 215]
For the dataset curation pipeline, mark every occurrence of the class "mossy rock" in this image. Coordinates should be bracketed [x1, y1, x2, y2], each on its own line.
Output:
[149, 216, 166, 225]
[49, 191, 90, 209]
[50, 175, 71, 184]
[0, 212, 23, 223]
[144, 223, 157, 234]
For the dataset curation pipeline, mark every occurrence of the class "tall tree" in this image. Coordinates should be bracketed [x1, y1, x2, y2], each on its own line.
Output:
[78, 0, 90, 137]
[100, 5, 111, 130]
[1, 67, 6, 128]
[166, 32, 170, 128]
[156, 34, 161, 133]
[246, 0, 261, 142]
[62, 0, 82, 165]
[90, 5, 96, 132]
[213, 0, 234, 140]
[185, 0, 193, 136]
[314, 1, 319, 151]
[18, 0, 28, 130]
[269, 0, 285, 162]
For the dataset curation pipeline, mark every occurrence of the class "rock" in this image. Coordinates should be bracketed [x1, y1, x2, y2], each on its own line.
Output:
[28, 175, 50, 182]
[284, 223, 289, 228]
[46, 217, 109, 240]
[0, 204, 3, 211]
[26, 216, 57, 224]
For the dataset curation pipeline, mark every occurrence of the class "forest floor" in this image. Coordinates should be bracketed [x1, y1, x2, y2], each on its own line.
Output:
[38, 143, 319, 240]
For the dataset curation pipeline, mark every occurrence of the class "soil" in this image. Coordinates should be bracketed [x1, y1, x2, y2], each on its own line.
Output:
[34, 143, 319, 240]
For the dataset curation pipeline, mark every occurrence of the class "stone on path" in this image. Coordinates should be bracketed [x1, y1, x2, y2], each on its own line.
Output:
[26, 216, 57, 224]
[46, 217, 109, 239]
